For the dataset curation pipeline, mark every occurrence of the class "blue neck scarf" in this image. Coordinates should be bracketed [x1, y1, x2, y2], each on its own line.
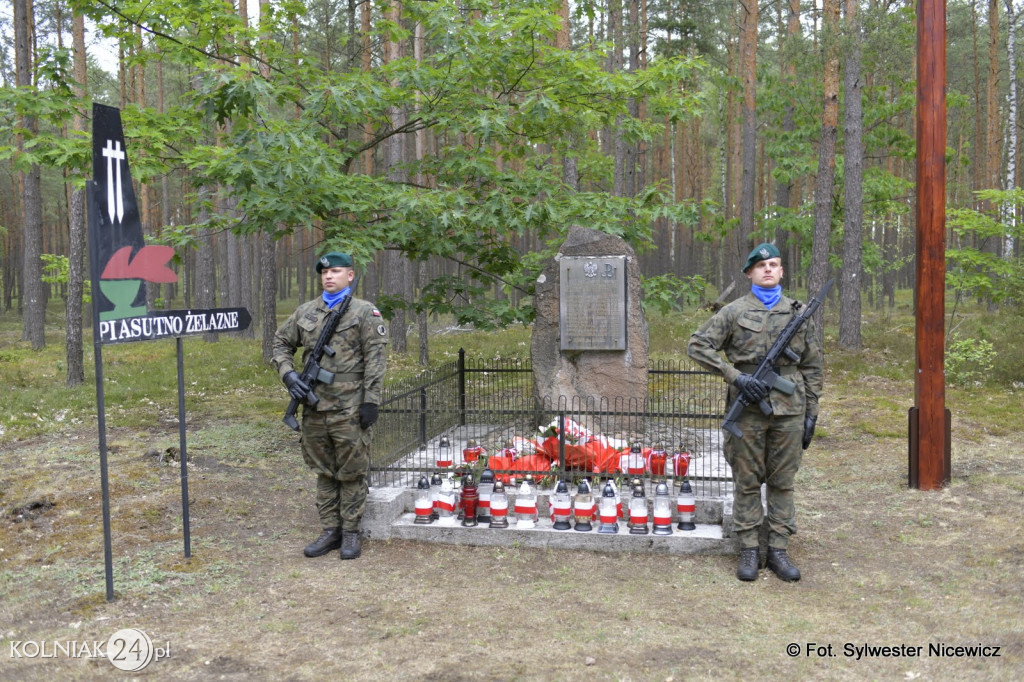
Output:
[751, 284, 782, 310]
[322, 286, 351, 309]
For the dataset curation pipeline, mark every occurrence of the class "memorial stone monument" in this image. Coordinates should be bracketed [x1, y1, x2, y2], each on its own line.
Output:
[531, 225, 649, 431]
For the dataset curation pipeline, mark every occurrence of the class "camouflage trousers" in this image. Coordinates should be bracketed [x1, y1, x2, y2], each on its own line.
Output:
[300, 407, 372, 530]
[723, 412, 804, 550]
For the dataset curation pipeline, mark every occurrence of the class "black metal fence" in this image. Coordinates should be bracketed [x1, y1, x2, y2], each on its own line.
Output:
[370, 349, 729, 496]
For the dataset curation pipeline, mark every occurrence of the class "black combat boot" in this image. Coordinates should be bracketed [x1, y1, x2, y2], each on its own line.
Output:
[303, 527, 342, 557]
[736, 547, 760, 581]
[766, 547, 801, 581]
[339, 530, 362, 560]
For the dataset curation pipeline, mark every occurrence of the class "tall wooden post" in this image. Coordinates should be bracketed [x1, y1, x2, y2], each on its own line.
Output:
[909, 0, 951, 489]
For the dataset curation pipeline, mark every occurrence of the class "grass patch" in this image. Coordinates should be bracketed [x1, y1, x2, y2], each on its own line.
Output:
[2, 292, 1023, 680]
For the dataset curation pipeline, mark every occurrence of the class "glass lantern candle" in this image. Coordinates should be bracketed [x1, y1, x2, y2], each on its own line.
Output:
[550, 479, 572, 530]
[476, 468, 495, 523]
[514, 475, 538, 529]
[414, 475, 434, 524]
[461, 472, 478, 527]
[436, 475, 457, 525]
[597, 481, 619, 534]
[435, 435, 453, 468]
[648, 443, 667, 476]
[429, 472, 443, 521]
[628, 482, 650, 535]
[625, 443, 646, 476]
[501, 439, 518, 460]
[488, 480, 509, 528]
[652, 481, 673, 535]
[676, 478, 696, 531]
[573, 479, 594, 532]
[463, 438, 483, 464]
[673, 446, 692, 479]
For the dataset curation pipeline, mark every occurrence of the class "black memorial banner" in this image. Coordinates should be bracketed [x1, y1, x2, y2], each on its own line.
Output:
[87, 104, 252, 601]
[89, 103, 177, 321]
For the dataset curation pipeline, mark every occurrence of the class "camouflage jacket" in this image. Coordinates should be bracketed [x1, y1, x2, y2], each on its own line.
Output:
[687, 292, 823, 418]
[271, 296, 388, 411]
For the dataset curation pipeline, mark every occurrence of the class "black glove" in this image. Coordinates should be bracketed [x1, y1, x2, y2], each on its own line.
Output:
[734, 373, 770, 403]
[358, 403, 379, 430]
[283, 371, 311, 402]
[802, 414, 818, 450]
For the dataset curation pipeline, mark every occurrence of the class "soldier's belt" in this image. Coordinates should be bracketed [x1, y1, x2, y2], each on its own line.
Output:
[317, 371, 364, 385]
[332, 372, 364, 383]
[735, 363, 799, 375]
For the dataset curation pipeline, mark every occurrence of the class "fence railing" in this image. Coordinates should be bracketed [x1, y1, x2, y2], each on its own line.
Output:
[371, 349, 728, 496]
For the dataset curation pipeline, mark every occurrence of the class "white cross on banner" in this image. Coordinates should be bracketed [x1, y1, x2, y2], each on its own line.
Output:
[102, 140, 126, 223]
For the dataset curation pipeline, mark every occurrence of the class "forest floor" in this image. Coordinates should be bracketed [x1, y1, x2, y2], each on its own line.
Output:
[2, 367, 1023, 681]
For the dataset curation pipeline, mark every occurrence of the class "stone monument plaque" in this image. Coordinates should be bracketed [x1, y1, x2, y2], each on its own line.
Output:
[558, 255, 627, 351]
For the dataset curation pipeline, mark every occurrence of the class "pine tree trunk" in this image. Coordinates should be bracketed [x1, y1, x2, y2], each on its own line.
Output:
[361, 0, 374, 176]
[195, 188, 219, 342]
[839, 0, 864, 350]
[972, 1, 984, 202]
[385, 0, 408, 353]
[414, 18, 429, 365]
[65, 11, 89, 385]
[810, 0, 841, 344]
[987, 0, 1001, 193]
[261, 231, 277, 363]
[14, 0, 45, 349]
[738, 0, 759, 264]
[774, 0, 801, 257]
[557, 0, 581, 190]
[610, 0, 628, 197]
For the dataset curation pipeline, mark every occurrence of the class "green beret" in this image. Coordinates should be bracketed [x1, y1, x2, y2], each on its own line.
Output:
[315, 251, 353, 273]
[743, 242, 781, 272]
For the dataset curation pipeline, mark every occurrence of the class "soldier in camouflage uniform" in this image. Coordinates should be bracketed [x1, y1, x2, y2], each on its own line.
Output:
[687, 243, 822, 582]
[272, 252, 388, 560]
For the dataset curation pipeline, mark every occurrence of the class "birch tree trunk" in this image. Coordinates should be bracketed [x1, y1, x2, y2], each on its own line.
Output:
[986, 0, 1001, 250]
[1004, 0, 1019, 259]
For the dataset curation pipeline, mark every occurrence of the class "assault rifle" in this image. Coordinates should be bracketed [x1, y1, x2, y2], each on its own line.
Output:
[721, 278, 833, 438]
[283, 280, 358, 431]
